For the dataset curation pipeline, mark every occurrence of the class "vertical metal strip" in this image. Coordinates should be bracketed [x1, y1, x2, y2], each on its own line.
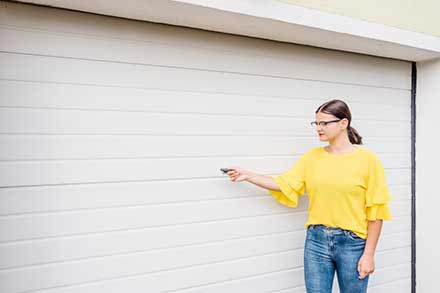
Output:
[411, 62, 417, 293]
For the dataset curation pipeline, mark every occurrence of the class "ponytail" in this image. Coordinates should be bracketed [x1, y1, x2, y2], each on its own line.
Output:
[348, 126, 363, 145]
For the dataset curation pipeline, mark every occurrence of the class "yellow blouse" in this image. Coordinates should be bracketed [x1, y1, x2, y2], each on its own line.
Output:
[268, 145, 392, 239]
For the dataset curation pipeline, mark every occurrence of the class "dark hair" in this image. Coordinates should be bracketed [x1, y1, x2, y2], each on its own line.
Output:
[315, 99, 363, 145]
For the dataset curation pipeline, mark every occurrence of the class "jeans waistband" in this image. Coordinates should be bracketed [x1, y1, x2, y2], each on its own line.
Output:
[308, 224, 343, 231]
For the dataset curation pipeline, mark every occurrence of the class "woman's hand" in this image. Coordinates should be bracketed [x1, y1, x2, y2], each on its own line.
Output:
[357, 254, 375, 279]
[225, 166, 251, 182]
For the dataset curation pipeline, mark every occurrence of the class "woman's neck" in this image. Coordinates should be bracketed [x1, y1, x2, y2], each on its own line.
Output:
[326, 138, 355, 155]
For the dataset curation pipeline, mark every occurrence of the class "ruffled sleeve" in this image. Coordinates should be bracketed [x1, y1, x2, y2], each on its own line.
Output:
[365, 154, 393, 221]
[268, 153, 307, 208]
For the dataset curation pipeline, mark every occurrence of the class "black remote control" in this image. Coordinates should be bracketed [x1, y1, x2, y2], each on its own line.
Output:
[220, 168, 233, 174]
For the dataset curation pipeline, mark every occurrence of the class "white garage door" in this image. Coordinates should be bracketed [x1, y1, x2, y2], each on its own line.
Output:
[0, 2, 412, 293]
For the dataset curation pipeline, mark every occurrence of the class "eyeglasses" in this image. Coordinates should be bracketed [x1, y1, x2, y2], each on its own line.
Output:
[310, 119, 342, 128]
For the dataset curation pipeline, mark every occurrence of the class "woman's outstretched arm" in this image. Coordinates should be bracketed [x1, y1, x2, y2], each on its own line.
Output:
[224, 167, 280, 191]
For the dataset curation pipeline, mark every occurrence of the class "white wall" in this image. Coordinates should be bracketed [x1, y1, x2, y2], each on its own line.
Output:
[0, 2, 413, 292]
[16, 0, 440, 61]
[416, 58, 440, 292]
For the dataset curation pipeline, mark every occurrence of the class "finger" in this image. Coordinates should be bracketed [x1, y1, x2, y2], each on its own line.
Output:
[358, 271, 368, 279]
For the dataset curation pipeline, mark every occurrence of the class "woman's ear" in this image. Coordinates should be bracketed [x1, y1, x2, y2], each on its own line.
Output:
[341, 118, 350, 130]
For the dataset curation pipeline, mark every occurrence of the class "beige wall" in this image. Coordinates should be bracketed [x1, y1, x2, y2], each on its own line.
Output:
[279, 0, 440, 37]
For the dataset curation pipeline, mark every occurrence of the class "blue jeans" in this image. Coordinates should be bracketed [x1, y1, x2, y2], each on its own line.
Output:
[304, 224, 369, 292]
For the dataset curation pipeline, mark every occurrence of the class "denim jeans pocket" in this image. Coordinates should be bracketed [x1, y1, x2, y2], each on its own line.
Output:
[344, 229, 365, 241]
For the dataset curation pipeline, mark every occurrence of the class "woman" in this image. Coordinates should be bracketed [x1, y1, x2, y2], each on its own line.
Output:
[225, 99, 392, 292]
